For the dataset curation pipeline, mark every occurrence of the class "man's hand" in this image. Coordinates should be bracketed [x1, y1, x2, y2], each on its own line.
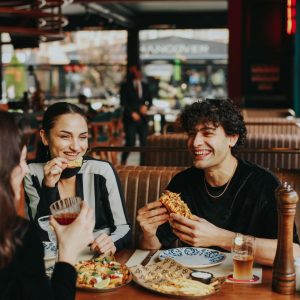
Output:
[170, 214, 222, 248]
[131, 112, 141, 121]
[137, 201, 169, 238]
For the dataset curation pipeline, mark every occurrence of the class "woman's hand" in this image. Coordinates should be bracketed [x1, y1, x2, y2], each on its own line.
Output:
[90, 233, 116, 255]
[43, 157, 68, 187]
[137, 201, 169, 238]
[50, 202, 95, 265]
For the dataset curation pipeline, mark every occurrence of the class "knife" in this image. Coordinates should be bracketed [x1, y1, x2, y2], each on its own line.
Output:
[141, 249, 159, 266]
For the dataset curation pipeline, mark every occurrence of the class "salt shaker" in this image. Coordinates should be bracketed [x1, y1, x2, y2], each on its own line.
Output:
[272, 183, 298, 294]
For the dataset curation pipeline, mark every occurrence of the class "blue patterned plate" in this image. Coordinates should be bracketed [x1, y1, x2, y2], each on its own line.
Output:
[158, 247, 226, 268]
[42, 241, 57, 261]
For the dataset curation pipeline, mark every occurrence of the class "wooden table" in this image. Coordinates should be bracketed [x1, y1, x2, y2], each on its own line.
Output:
[75, 249, 300, 300]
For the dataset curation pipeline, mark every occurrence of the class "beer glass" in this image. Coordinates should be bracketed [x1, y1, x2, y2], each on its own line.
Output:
[50, 196, 81, 225]
[232, 233, 255, 280]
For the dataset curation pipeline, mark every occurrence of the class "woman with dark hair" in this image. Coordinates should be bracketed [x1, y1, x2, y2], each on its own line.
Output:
[24, 102, 131, 254]
[0, 111, 94, 300]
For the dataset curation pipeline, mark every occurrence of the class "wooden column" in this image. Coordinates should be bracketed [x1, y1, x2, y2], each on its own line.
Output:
[227, 0, 244, 106]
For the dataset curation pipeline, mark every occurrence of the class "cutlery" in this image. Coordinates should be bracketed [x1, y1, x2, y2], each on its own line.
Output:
[141, 249, 159, 266]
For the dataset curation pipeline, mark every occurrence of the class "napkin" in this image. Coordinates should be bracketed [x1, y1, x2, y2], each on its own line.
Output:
[125, 249, 151, 267]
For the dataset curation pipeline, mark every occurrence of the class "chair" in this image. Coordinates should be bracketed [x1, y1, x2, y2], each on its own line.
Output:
[26, 128, 40, 162]
[111, 107, 124, 146]
[89, 112, 117, 163]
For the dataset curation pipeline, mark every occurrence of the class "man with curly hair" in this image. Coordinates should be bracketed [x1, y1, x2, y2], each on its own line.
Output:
[137, 99, 300, 266]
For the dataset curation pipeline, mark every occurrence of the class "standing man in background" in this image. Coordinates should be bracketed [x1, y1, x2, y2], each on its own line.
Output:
[120, 65, 152, 165]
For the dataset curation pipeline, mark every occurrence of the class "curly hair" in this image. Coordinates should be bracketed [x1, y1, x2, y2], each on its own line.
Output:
[180, 99, 247, 154]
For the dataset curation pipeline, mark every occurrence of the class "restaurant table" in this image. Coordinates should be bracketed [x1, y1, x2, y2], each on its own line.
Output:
[75, 249, 300, 300]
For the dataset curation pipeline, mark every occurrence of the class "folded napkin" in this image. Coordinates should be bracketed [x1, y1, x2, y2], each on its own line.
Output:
[125, 249, 151, 267]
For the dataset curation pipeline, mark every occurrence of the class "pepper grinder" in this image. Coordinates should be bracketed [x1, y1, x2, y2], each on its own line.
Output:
[272, 182, 298, 294]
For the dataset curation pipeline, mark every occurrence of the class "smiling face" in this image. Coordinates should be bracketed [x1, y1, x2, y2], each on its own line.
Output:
[187, 122, 238, 171]
[40, 113, 88, 161]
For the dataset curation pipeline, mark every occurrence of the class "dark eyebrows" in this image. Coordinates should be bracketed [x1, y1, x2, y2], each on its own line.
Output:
[59, 130, 88, 135]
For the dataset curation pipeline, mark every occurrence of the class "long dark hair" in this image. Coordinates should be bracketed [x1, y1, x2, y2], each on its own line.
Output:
[36, 102, 87, 162]
[0, 111, 25, 268]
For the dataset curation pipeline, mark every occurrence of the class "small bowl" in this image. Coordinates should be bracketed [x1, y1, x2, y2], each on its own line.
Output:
[190, 271, 213, 284]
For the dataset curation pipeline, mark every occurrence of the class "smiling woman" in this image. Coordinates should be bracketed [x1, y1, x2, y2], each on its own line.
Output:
[24, 102, 131, 254]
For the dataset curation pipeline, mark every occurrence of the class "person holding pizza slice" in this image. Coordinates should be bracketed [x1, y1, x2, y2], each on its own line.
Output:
[137, 99, 300, 266]
[24, 102, 131, 254]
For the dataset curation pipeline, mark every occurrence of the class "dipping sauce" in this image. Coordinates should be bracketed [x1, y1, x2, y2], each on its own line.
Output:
[191, 271, 213, 284]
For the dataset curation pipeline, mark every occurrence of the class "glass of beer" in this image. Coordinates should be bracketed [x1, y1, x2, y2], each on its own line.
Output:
[232, 233, 255, 280]
[50, 196, 82, 225]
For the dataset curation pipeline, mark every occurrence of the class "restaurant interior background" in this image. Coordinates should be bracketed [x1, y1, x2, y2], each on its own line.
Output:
[0, 0, 299, 113]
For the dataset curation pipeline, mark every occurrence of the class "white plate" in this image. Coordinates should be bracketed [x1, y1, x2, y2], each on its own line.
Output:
[43, 241, 57, 261]
[158, 247, 226, 268]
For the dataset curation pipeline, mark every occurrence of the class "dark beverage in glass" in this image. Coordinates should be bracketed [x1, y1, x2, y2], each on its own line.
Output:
[54, 212, 79, 225]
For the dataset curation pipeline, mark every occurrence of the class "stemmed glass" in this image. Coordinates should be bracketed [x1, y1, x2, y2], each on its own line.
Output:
[38, 215, 57, 243]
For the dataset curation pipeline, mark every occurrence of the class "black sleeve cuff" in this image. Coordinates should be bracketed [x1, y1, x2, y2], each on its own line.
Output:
[51, 262, 77, 300]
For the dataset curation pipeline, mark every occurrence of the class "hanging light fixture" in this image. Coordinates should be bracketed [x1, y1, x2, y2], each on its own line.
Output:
[0, 0, 72, 46]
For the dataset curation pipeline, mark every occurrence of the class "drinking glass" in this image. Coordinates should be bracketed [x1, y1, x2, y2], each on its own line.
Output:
[232, 233, 255, 280]
[50, 196, 81, 225]
[38, 215, 57, 243]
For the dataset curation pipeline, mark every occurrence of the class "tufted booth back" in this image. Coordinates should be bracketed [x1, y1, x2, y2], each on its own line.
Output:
[240, 133, 300, 169]
[115, 166, 185, 248]
[145, 133, 190, 166]
[145, 133, 300, 170]
[245, 118, 300, 135]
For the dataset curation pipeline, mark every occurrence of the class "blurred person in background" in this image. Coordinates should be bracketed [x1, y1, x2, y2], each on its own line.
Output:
[0, 111, 95, 300]
[120, 65, 152, 165]
[77, 93, 97, 120]
[24, 102, 131, 254]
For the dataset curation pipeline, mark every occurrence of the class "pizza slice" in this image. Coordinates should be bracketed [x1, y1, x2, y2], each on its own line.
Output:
[159, 190, 192, 218]
[67, 156, 83, 168]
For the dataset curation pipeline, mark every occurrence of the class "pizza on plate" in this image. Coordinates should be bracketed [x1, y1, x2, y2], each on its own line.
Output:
[75, 256, 131, 289]
[159, 190, 192, 218]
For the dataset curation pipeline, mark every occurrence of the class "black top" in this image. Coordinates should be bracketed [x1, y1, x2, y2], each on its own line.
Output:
[0, 218, 76, 300]
[157, 159, 299, 248]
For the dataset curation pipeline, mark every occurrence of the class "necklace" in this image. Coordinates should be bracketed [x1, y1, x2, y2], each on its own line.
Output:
[204, 160, 238, 199]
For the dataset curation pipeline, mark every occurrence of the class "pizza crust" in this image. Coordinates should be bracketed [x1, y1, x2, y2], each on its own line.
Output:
[67, 156, 83, 168]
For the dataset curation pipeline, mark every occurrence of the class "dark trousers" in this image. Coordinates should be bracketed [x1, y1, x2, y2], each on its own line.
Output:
[121, 121, 148, 165]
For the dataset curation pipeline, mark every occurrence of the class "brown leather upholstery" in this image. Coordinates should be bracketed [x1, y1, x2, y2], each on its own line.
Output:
[145, 133, 190, 166]
[245, 118, 300, 135]
[240, 133, 300, 169]
[242, 108, 295, 118]
[146, 133, 300, 169]
[116, 166, 185, 248]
